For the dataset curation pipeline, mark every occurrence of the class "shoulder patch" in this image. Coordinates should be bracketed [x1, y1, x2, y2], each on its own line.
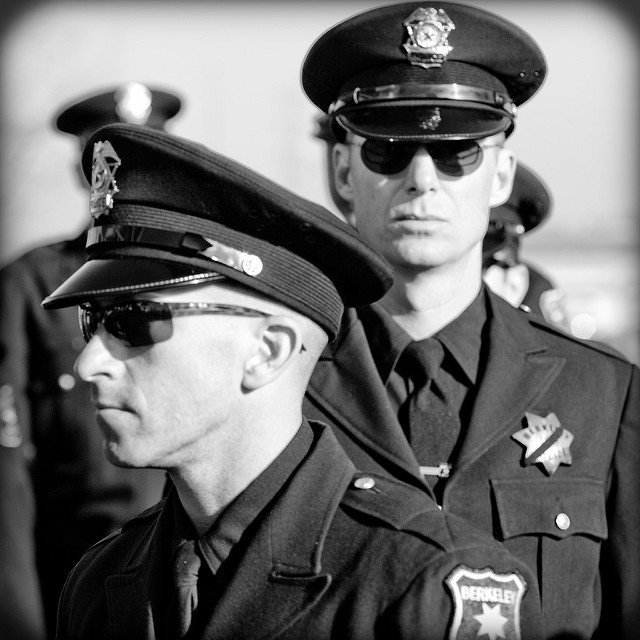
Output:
[445, 565, 526, 640]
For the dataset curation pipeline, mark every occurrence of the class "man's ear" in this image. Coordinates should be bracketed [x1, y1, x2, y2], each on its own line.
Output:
[332, 142, 355, 205]
[489, 147, 517, 208]
[242, 316, 302, 390]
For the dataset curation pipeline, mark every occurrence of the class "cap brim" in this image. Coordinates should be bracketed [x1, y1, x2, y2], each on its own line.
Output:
[41, 258, 224, 309]
[336, 102, 511, 141]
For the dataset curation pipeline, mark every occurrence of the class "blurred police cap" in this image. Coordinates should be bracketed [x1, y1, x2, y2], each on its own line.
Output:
[484, 162, 552, 258]
[54, 82, 182, 141]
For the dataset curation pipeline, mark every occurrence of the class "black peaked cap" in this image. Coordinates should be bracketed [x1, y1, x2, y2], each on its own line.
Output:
[302, 2, 546, 141]
[42, 124, 393, 340]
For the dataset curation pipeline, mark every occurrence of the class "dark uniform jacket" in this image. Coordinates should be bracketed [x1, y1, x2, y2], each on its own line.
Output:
[0, 232, 166, 637]
[303, 289, 640, 640]
[56, 421, 543, 640]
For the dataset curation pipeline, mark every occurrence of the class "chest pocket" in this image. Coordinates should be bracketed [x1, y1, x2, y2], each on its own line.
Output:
[491, 478, 608, 541]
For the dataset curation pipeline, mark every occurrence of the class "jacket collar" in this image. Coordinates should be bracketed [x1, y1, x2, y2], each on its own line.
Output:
[104, 423, 355, 639]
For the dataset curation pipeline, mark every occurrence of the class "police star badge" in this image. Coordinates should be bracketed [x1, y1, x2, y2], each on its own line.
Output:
[90, 140, 121, 221]
[445, 565, 525, 640]
[403, 7, 455, 69]
[512, 412, 574, 476]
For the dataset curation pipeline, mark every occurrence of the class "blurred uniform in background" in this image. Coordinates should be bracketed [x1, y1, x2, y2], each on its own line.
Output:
[482, 162, 569, 330]
[0, 82, 181, 639]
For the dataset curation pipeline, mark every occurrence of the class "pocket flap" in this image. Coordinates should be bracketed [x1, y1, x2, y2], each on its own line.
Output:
[491, 477, 608, 540]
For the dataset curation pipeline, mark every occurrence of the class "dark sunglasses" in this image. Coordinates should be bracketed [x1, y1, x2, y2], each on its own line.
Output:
[352, 139, 501, 176]
[78, 300, 271, 347]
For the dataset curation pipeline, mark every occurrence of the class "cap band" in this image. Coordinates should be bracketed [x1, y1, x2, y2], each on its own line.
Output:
[87, 225, 264, 277]
[330, 82, 516, 116]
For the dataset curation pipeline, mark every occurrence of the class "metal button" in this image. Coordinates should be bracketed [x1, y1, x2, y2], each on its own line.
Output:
[353, 476, 376, 490]
[555, 512, 571, 530]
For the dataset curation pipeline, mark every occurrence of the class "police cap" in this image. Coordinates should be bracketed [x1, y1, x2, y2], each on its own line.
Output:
[55, 82, 182, 139]
[41, 124, 393, 340]
[484, 162, 552, 258]
[301, 2, 546, 141]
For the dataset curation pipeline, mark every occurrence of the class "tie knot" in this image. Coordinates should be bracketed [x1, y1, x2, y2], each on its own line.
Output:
[400, 337, 445, 383]
[174, 539, 201, 586]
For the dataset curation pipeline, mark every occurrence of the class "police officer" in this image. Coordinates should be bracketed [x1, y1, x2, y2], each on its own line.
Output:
[45, 123, 542, 639]
[300, 3, 640, 638]
[0, 82, 181, 639]
[482, 162, 569, 329]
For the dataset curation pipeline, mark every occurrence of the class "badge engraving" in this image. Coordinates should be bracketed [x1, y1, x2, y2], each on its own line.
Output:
[512, 412, 573, 476]
[418, 107, 442, 130]
[403, 7, 455, 69]
[90, 140, 122, 221]
[445, 565, 526, 640]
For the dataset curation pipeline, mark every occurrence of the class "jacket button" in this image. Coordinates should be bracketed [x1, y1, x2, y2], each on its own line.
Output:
[555, 512, 571, 530]
[353, 477, 376, 490]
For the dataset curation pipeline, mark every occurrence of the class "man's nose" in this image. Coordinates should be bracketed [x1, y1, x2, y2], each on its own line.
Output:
[74, 326, 116, 383]
[402, 146, 440, 192]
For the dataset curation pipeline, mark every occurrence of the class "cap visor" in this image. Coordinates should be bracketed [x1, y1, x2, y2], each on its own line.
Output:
[42, 258, 224, 309]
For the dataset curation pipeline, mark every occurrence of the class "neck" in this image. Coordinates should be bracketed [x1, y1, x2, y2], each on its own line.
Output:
[169, 406, 302, 536]
[382, 259, 482, 340]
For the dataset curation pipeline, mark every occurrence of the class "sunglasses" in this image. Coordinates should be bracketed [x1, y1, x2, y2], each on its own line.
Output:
[79, 300, 271, 347]
[352, 139, 501, 176]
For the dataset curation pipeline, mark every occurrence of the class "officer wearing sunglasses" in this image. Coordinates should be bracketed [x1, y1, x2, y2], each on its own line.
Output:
[43, 124, 543, 639]
[301, 3, 640, 639]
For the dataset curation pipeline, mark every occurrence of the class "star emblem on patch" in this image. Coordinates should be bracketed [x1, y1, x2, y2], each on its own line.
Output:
[512, 412, 573, 476]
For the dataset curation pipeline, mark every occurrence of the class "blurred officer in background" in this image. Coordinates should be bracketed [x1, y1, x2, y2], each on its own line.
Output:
[482, 162, 569, 329]
[46, 122, 542, 639]
[0, 82, 181, 639]
[300, 3, 640, 638]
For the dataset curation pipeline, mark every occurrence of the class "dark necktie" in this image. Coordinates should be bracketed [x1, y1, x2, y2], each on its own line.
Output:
[173, 539, 202, 637]
[398, 338, 462, 488]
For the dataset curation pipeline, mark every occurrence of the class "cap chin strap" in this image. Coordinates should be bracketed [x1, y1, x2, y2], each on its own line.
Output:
[329, 82, 516, 117]
[87, 224, 264, 277]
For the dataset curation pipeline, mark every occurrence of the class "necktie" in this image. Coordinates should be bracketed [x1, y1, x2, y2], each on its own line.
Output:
[398, 338, 462, 488]
[173, 539, 202, 637]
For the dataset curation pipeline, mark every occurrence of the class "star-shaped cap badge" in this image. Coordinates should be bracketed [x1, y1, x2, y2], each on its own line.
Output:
[512, 412, 573, 476]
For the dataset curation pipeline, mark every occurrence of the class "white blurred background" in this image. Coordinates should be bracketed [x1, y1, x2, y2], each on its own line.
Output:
[1, 0, 638, 362]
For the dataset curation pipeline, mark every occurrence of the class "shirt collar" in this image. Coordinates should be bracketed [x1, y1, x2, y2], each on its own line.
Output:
[435, 287, 486, 385]
[170, 420, 315, 576]
[359, 286, 487, 386]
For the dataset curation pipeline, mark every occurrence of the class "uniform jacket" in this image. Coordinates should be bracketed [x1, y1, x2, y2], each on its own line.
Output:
[0, 231, 166, 636]
[56, 421, 543, 640]
[303, 289, 640, 640]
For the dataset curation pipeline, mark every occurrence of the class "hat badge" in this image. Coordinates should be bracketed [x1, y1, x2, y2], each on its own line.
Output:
[90, 140, 122, 221]
[403, 7, 455, 69]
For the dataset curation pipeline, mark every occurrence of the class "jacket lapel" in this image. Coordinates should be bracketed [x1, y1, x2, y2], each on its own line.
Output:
[455, 291, 566, 471]
[198, 425, 353, 639]
[308, 309, 422, 480]
[105, 503, 170, 640]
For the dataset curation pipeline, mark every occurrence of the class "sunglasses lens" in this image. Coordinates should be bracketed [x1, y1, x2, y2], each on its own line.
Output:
[428, 141, 482, 176]
[360, 140, 483, 176]
[360, 140, 416, 175]
[79, 301, 174, 347]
